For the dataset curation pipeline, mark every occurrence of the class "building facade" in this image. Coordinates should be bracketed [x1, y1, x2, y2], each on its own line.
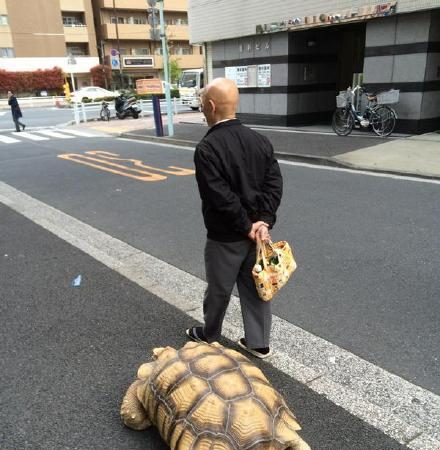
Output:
[0, 0, 99, 89]
[188, 0, 440, 133]
[92, 0, 203, 88]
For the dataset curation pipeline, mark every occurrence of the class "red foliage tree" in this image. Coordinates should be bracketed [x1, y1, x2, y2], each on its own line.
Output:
[0, 67, 64, 95]
[90, 64, 112, 88]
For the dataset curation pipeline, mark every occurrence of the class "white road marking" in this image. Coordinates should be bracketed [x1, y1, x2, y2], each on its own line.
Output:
[278, 159, 440, 185]
[0, 180, 438, 450]
[12, 131, 49, 141]
[56, 129, 100, 137]
[34, 130, 75, 139]
[0, 135, 20, 144]
[0, 111, 7, 116]
[118, 138, 440, 185]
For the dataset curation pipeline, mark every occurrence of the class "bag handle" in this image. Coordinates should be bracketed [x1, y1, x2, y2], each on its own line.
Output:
[256, 237, 274, 269]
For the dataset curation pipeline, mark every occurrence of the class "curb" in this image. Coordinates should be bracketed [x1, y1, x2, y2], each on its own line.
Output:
[120, 132, 440, 181]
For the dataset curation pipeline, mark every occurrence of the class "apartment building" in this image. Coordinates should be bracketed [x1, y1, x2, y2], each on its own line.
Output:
[0, 0, 99, 89]
[189, 0, 440, 133]
[92, 0, 203, 88]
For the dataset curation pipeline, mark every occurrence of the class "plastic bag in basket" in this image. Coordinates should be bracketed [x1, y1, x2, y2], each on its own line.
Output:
[252, 240, 297, 301]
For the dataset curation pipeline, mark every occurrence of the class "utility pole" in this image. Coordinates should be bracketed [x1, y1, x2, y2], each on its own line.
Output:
[112, 0, 124, 89]
[157, 0, 174, 136]
[148, 0, 174, 136]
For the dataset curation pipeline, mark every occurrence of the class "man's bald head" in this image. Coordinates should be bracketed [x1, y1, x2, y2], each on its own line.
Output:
[201, 78, 239, 126]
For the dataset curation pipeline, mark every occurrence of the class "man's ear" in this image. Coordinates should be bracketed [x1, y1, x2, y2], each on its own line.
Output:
[209, 99, 216, 113]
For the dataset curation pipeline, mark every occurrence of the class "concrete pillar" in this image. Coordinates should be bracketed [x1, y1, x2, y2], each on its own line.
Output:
[363, 11, 440, 134]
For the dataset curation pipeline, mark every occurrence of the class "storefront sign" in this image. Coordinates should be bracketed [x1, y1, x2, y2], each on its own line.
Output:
[257, 64, 271, 88]
[136, 78, 163, 94]
[225, 64, 271, 88]
[122, 57, 154, 67]
[256, 2, 397, 34]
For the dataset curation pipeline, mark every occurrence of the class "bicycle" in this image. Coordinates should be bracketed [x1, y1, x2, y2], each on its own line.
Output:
[332, 85, 398, 137]
[100, 101, 111, 121]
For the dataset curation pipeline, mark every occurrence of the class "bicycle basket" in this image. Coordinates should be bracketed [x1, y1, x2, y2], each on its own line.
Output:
[336, 94, 347, 108]
[377, 89, 399, 105]
[336, 90, 354, 108]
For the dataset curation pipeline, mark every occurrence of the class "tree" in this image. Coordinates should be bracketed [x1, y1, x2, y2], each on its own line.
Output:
[90, 64, 112, 89]
[0, 67, 63, 95]
[169, 58, 181, 85]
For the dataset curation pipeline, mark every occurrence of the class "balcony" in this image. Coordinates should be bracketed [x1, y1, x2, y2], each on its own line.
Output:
[101, 23, 150, 40]
[0, 27, 12, 47]
[166, 25, 188, 40]
[64, 25, 90, 43]
[60, 0, 85, 12]
[155, 54, 203, 69]
[101, 23, 188, 41]
[97, 0, 187, 12]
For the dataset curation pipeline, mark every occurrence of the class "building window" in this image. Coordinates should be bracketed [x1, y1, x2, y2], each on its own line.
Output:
[127, 16, 147, 25]
[111, 16, 124, 24]
[0, 15, 8, 25]
[170, 46, 192, 56]
[1, 48, 14, 57]
[66, 44, 89, 56]
[62, 13, 85, 26]
[133, 48, 149, 55]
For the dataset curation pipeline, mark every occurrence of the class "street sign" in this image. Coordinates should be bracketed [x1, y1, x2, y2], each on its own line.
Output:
[136, 78, 163, 94]
[110, 48, 119, 57]
[111, 55, 120, 69]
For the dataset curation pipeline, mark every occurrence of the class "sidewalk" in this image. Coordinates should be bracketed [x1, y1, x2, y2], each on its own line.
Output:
[0, 201, 414, 450]
[77, 112, 440, 179]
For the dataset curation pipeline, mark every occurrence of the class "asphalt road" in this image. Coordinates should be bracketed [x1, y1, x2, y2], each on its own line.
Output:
[0, 107, 74, 130]
[0, 204, 412, 450]
[0, 104, 196, 131]
[0, 132, 438, 448]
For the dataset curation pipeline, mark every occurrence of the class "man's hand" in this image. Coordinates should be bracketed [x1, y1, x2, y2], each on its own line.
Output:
[248, 221, 269, 242]
[256, 223, 271, 242]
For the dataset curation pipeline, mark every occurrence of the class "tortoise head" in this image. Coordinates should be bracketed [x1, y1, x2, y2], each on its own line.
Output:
[152, 346, 178, 362]
[137, 362, 155, 380]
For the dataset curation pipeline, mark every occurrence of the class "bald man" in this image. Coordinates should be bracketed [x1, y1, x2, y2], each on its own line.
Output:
[186, 78, 283, 358]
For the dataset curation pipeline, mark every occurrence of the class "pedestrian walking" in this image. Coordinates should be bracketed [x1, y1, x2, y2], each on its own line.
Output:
[186, 78, 283, 358]
[7, 91, 25, 132]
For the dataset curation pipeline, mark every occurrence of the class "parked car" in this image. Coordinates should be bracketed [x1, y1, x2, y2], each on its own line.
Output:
[70, 86, 119, 102]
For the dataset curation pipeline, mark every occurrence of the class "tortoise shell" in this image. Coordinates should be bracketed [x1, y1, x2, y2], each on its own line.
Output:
[121, 341, 311, 450]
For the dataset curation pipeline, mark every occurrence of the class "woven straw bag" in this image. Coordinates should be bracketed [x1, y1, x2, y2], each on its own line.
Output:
[252, 240, 297, 301]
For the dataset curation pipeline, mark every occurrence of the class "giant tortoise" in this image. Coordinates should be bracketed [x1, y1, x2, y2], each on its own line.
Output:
[121, 341, 311, 450]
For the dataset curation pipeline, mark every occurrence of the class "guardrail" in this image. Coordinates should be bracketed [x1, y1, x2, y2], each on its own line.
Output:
[0, 96, 66, 109]
[69, 98, 192, 124]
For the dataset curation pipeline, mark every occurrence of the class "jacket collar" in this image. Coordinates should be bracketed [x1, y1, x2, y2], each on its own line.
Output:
[206, 118, 241, 136]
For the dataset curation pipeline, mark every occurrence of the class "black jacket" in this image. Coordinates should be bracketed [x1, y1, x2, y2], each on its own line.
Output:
[8, 96, 22, 120]
[194, 119, 283, 242]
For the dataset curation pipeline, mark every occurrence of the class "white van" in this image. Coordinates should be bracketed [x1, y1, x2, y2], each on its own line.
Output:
[178, 68, 204, 110]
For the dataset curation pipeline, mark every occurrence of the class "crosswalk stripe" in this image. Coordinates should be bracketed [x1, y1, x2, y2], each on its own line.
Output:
[11, 132, 49, 141]
[34, 130, 75, 139]
[56, 129, 98, 137]
[0, 135, 20, 144]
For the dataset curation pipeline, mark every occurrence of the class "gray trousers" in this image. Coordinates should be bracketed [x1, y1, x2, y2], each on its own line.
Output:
[203, 238, 272, 348]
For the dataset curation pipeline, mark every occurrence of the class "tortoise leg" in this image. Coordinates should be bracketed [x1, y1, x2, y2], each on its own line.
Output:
[287, 436, 312, 450]
[120, 380, 151, 431]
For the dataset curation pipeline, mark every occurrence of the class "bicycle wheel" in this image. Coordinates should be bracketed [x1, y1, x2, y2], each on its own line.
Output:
[332, 108, 354, 136]
[371, 106, 396, 137]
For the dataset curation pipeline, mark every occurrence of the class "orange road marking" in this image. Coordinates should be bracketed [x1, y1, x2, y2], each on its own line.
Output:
[58, 153, 167, 182]
[86, 151, 195, 176]
[57, 150, 195, 182]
